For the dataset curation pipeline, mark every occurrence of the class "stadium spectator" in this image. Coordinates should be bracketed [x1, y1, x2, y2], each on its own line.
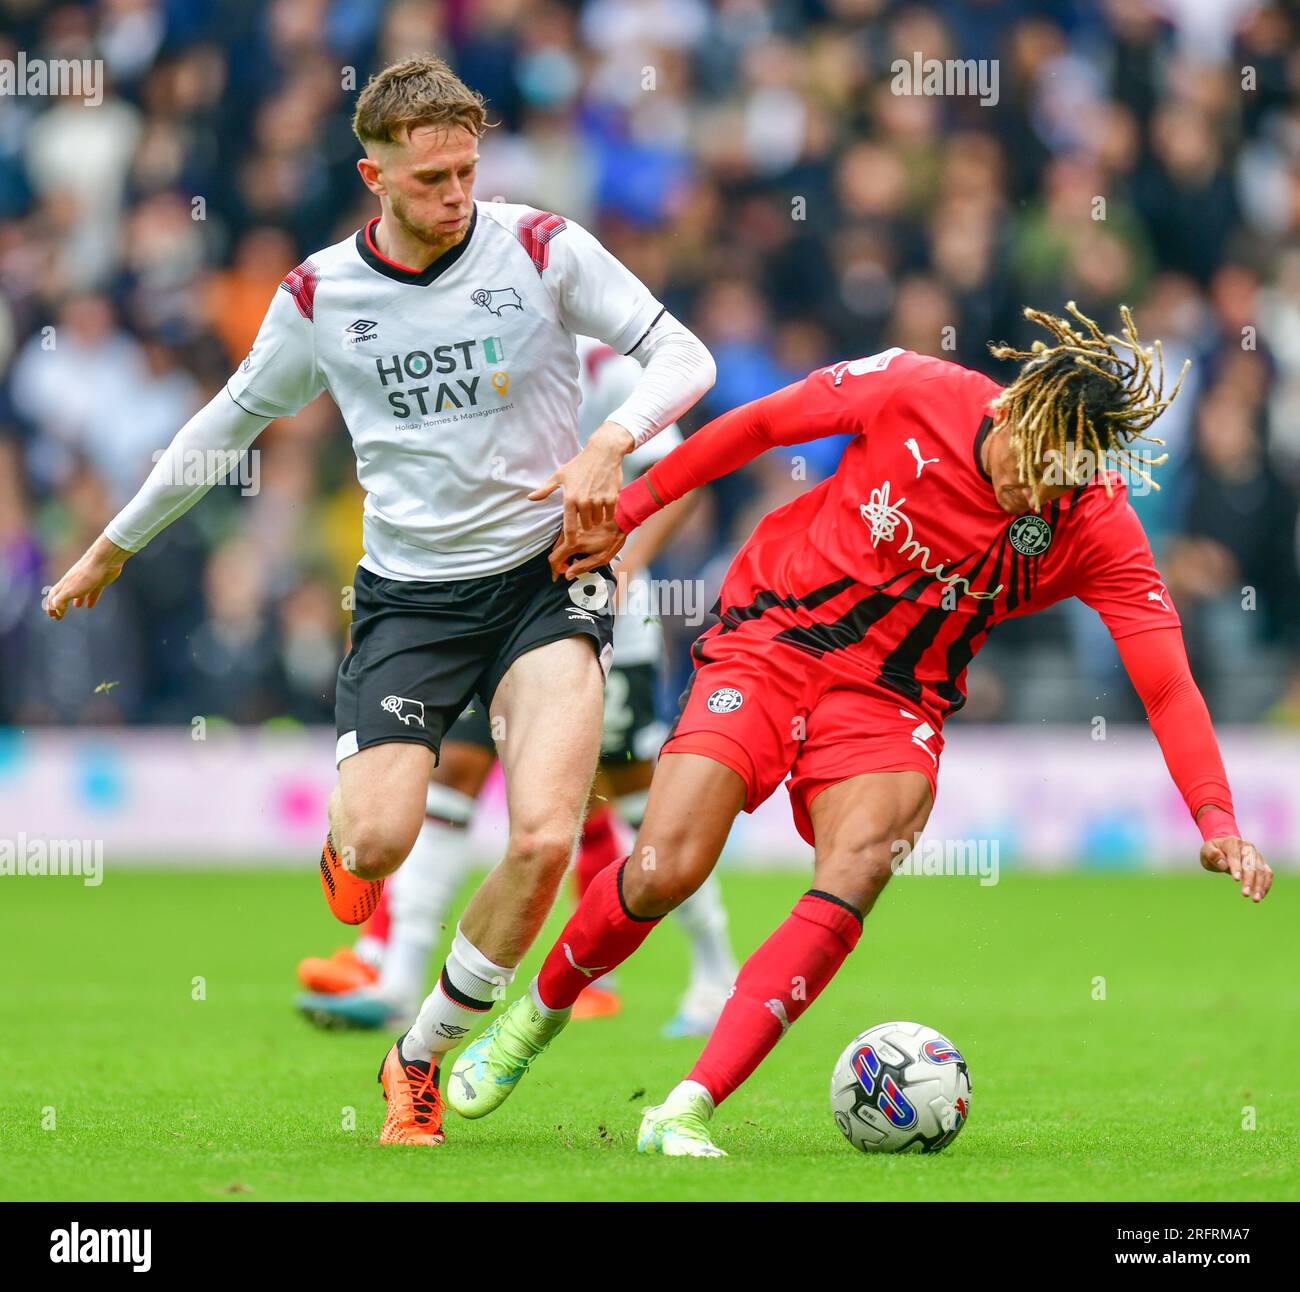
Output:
[2, 0, 1297, 728]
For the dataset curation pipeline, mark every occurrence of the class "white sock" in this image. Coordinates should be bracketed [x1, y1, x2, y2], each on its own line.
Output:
[377, 792, 477, 1006]
[666, 1079, 715, 1115]
[670, 874, 737, 989]
[404, 925, 514, 1063]
[353, 935, 386, 969]
[529, 977, 572, 1020]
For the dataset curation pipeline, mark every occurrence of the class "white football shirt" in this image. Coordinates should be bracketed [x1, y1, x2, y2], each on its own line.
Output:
[225, 201, 665, 581]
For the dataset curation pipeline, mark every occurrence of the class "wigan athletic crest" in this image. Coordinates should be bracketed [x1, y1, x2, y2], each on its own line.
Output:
[1008, 514, 1052, 556]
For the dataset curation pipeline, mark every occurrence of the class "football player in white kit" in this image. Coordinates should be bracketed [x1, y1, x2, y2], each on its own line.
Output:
[295, 335, 737, 1038]
[44, 55, 716, 1147]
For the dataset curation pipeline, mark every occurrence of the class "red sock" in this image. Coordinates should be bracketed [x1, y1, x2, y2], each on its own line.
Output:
[362, 884, 392, 945]
[687, 891, 862, 1106]
[573, 806, 622, 899]
[537, 858, 660, 1010]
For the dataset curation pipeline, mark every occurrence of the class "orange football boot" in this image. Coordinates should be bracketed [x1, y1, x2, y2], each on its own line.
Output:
[572, 985, 622, 1020]
[297, 946, 381, 995]
[319, 834, 384, 925]
[378, 1039, 445, 1146]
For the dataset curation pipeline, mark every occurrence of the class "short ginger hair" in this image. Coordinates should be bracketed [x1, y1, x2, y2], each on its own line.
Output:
[352, 54, 488, 147]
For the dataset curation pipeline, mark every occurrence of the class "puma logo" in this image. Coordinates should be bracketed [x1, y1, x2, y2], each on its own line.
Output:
[562, 942, 608, 979]
[1147, 589, 1169, 609]
[765, 998, 791, 1035]
[904, 437, 940, 477]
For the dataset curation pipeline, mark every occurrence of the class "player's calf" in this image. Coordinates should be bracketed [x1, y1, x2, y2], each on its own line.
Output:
[809, 843, 897, 917]
[807, 771, 934, 916]
[461, 818, 579, 968]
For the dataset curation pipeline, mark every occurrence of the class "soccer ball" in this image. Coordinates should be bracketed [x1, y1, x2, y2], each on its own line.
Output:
[830, 1021, 971, 1154]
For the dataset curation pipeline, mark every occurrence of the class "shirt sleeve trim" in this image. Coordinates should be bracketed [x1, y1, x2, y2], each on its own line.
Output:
[624, 306, 666, 356]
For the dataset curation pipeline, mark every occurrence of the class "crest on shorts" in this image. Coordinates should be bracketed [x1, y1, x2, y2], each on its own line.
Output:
[1007, 514, 1052, 557]
[380, 695, 425, 727]
[568, 575, 609, 613]
[707, 687, 744, 714]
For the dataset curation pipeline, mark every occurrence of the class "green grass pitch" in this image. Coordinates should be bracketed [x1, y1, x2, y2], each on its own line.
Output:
[1, 866, 1296, 1201]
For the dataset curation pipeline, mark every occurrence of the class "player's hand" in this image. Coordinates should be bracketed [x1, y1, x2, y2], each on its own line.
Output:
[548, 515, 626, 580]
[1200, 836, 1273, 903]
[45, 534, 132, 620]
[529, 421, 633, 542]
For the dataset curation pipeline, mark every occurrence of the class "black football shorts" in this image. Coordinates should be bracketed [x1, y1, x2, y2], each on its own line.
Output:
[335, 544, 614, 766]
[598, 662, 667, 766]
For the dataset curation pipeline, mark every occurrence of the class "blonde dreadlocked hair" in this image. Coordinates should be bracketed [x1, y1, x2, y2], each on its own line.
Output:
[988, 301, 1188, 500]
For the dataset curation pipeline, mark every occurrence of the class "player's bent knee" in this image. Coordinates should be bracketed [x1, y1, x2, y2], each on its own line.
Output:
[339, 819, 419, 880]
[505, 824, 577, 878]
[622, 852, 709, 917]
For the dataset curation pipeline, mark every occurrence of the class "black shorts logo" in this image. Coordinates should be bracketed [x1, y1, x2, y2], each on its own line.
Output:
[568, 575, 609, 612]
[380, 695, 425, 727]
[1008, 514, 1052, 556]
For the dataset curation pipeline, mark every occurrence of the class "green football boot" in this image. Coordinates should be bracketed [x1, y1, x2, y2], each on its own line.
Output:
[446, 993, 569, 1119]
[637, 1083, 728, 1158]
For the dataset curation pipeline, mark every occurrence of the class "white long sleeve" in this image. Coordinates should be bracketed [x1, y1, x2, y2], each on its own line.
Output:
[605, 311, 716, 448]
[103, 387, 271, 552]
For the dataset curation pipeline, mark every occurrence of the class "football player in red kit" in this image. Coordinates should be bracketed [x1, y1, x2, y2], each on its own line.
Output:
[444, 304, 1273, 1156]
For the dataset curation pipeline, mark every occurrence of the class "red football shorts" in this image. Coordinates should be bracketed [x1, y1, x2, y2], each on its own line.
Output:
[661, 632, 942, 845]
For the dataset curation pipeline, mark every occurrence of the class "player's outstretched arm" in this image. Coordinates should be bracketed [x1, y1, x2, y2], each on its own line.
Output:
[44, 389, 273, 620]
[45, 533, 132, 620]
[551, 348, 929, 576]
[549, 370, 852, 578]
[1198, 832, 1272, 902]
[1116, 626, 1272, 903]
[48, 276, 322, 620]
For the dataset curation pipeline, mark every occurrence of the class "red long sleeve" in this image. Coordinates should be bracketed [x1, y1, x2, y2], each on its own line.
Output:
[1115, 627, 1239, 840]
[617, 379, 826, 529]
[615, 366, 881, 531]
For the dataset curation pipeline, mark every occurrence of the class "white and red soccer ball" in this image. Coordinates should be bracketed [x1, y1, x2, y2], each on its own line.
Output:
[830, 1021, 971, 1154]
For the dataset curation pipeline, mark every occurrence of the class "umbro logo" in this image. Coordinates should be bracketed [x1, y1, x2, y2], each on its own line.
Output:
[344, 318, 380, 347]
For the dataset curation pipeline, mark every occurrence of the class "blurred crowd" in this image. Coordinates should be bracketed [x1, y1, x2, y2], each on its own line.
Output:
[2, 0, 1299, 730]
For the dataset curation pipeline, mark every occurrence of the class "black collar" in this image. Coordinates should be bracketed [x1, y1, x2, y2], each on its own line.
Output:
[355, 204, 478, 285]
[972, 414, 994, 483]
